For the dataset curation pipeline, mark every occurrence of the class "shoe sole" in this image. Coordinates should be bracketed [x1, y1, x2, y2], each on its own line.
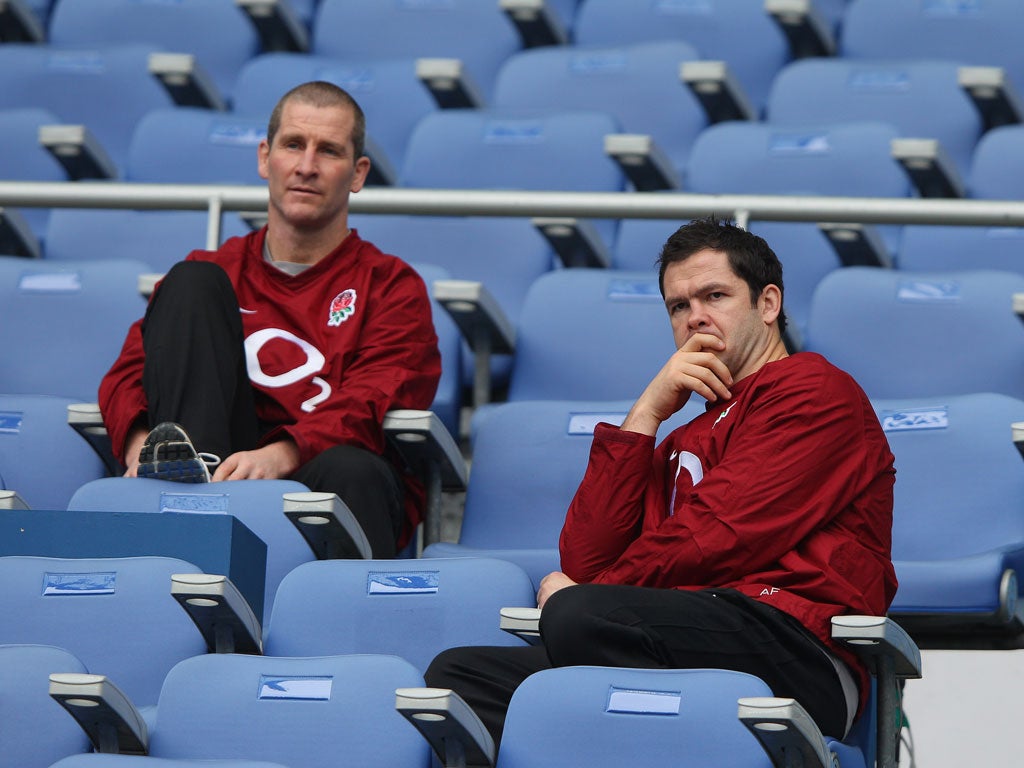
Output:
[138, 458, 211, 483]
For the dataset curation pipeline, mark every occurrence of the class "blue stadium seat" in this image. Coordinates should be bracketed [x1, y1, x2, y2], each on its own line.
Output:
[352, 213, 554, 396]
[0, 393, 107, 511]
[504, 269, 683, 403]
[66, 478, 314, 624]
[53, 653, 429, 767]
[966, 124, 1024, 200]
[572, 0, 791, 114]
[0, 256, 150, 400]
[232, 52, 438, 178]
[47, 0, 260, 103]
[766, 58, 983, 179]
[0, 107, 68, 249]
[840, 0, 1024, 92]
[492, 40, 705, 183]
[686, 120, 909, 257]
[263, 557, 537, 671]
[0, 643, 91, 768]
[53, 759, 290, 768]
[44, 208, 252, 273]
[897, 223, 1024, 275]
[125, 108, 267, 184]
[0, 44, 175, 177]
[876, 392, 1024, 649]
[312, 0, 521, 104]
[0, 555, 209, 719]
[804, 267, 1024, 400]
[498, 667, 776, 768]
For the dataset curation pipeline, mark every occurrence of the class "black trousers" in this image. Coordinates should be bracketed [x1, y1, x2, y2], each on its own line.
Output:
[426, 584, 852, 748]
[139, 260, 405, 557]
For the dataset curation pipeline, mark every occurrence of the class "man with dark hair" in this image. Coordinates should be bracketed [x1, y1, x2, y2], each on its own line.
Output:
[426, 217, 896, 742]
[99, 81, 441, 557]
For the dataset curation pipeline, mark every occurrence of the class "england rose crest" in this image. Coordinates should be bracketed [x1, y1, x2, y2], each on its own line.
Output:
[328, 289, 357, 326]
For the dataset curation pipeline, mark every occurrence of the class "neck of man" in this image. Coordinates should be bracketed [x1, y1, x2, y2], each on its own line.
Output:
[264, 213, 351, 266]
[733, 332, 790, 384]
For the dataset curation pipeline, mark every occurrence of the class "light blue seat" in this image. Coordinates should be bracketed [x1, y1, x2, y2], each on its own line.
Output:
[0, 643, 91, 768]
[686, 120, 910, 256]
[504, 269, 677, 403]
[138, 653, 427, 767]
[0, 256, 150, 400]
[497, 667, 776, 768]
[352, 214, 554, 395]
[312, 0, 521, 104]
[897, 223, 1024, 275]
[0, 555, 208, 718]
[52, 758, 291, 768]
[0, 44, 175, 177]
[875, 392, 1024, 648]
[125, 108, 267, 185]
[47, 0, 260, 102]
[0, 394, 106, 511]
[44, 208, 252, 273]
[841, 0, 1024, 93]
[804, 267, 1024, 401]
[231, 52, 438, 177]
[572, 0, 791, 114]
[66, 478, 314, 624]
[766, 58, 983, 179]
[263, 557, 537, 671]
[492, 40, 705, 182]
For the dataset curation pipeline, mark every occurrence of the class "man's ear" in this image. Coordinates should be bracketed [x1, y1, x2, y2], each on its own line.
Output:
[257, 139, 270, 181]
[351, 155, 371, 193]
[760, 284, 783, 325]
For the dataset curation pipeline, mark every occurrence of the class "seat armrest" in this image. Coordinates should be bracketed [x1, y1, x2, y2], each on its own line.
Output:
[148, 52, 227, 111]
[499, 0, 567, 47]
[39, 124, 118, 180]
[384, 409, 469, 547]
[0, 489, 29, 510]
[959, 66, 1023, 131]
[49, 673, 148, 755]
[765, 0, 835, 58]
[283, 490, 373, 559]
[532, 217, 611, 268]
[680, 60, 755, 123]
[171, 572, 263, 654]
[384, 409, 468, 492]
[396, 686, 496, 768]
[1013, 419, 1024, 461]
[67, 402, 121, 476]
[0, 0, 45, 42]
[236, 0, 309, 52]
[0, 207, 41, 258]
[831, 615, 922, 679]
[737, 696, 832, 768]
[434, 279, 516, 408]
[817, 222, 892, 268]
[416, 58, 485, 109]
[499, 606, 542, 645]
[891, 138, 965, 199]
[604, 134, 681, 192]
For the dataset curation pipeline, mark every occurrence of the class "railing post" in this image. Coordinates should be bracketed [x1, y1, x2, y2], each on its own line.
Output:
[206, 194, 223, 250]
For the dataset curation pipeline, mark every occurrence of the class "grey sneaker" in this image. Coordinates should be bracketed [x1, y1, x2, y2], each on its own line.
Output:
[137, 422, 221, 483]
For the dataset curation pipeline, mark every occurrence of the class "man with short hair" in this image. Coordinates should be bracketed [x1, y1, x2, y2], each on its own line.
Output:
[100, 81, 441, 557]
[427, 217, 896, 742]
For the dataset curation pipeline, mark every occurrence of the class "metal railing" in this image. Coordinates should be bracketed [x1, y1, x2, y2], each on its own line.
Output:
[4, 179, 1024, 251]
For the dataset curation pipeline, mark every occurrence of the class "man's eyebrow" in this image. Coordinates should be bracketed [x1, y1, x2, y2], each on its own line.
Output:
[664, 281, 731, 306]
